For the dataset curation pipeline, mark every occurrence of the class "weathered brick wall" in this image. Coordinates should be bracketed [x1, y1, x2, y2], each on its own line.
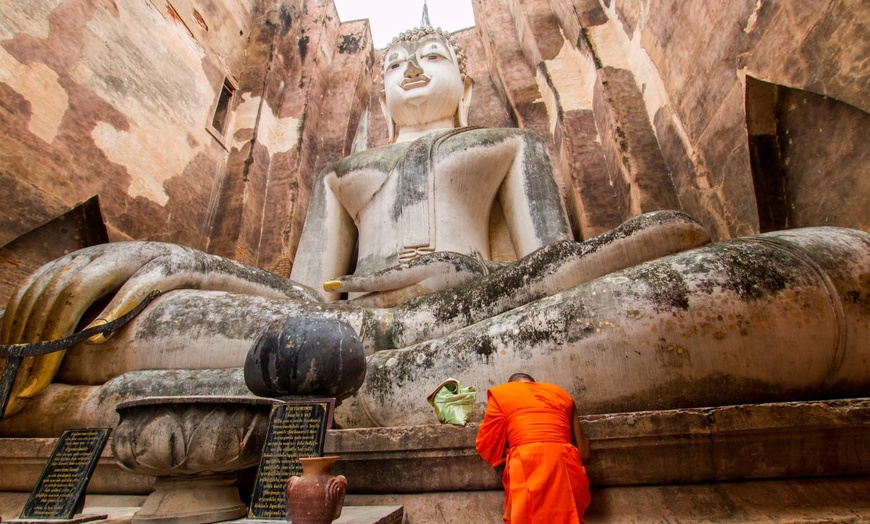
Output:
[605, 0, 870, 237]
[0, 0, 260, 303]
[205, 0, 375, 271]
[466, 0, 868, 240]
[0, 0, 254, 249]
[0, 0, 376, 294]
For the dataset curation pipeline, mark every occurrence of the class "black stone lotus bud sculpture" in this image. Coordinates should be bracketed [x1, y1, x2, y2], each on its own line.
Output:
[244, 316, 366, 402]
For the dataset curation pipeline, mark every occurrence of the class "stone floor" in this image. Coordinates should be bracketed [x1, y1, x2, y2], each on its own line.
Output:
[0, 497, 403, 524]
[3, 477, 870, 523]
[0, 494, 143, 524]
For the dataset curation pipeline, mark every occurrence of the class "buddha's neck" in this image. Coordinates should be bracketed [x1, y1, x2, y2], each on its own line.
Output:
[394, 118, 455, 143]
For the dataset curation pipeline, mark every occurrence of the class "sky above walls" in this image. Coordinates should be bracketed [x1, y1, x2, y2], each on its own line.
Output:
[333, 0, 476, 48]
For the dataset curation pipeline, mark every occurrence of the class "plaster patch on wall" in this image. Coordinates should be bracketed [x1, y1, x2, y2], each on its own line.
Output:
[624, 25, 702, 173]
[232, 93, 262, 148]
[72, 1, 212, 126]
[0, 0, 63, 40]
[72, 0, 219, 206]
[258, 107, 301, 155]
[0, 47, 68, 143]
[587, 24, 631, 70]
[599, 3, 677, 143]
[744, 0, 763, 33]
[624, 32, 669, 121]
[320, 33, 335, 63]
[544, 39, 596, 112]
[92, 121, 197, 206]
[230, 94, 299, 154]
[351, 107, 369, 154]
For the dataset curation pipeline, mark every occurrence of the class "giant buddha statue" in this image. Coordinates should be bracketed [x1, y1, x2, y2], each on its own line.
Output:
[1, 26, 868, 433]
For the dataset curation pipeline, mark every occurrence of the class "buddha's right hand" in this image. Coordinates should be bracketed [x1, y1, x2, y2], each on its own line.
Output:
[0, 241, 317, 416]
[324, 251, 492, 307]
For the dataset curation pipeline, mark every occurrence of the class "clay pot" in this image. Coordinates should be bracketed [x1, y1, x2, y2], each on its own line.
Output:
[285, 456, 347, 524]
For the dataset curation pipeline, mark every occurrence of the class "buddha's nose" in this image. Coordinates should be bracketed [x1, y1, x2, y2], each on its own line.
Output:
[404, 59, 424, 78]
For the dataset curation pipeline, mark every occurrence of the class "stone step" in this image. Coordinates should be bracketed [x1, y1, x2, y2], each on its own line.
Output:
[345, 476, 870, 523]
[327, 398, 870, 492]
[2, 399, 869, 523]
[3, 477, 870, 524]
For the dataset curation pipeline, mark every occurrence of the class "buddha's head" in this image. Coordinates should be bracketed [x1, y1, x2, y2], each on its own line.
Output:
[380, 27, 474, 143]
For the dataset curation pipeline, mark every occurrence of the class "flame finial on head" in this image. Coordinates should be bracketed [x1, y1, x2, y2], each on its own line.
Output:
[421, 0, 431, 28]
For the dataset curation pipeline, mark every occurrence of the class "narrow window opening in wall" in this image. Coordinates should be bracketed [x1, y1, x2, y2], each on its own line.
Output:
[745, 76, 788, 232]
[745, 76, 870, 232]
[211, 79, 235, 136]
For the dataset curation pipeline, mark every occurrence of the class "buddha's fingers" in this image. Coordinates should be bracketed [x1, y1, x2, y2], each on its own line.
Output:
[1, 242, 149, 344]
[13, 243, 176, 398]
[82, 246, 315, 340]
[16, 287, 119, 399]
[1, 256, 85, 414]
[3, 377, 31, 416]
[27, 243, 171, 343]
[3, 255, 88, 416]
[188, 250, 320, 302]
[0, 258, 58, 343]
[79, 282, 165, 345]
[616, 210, 711, 253]
[604, 210, 712, 264]
[16, 254, 99, 345]
[9, 255, 102, 399]
[327, 252, 488, 294]
[1, 252, 93, 345]
[326, 267, 425, 294]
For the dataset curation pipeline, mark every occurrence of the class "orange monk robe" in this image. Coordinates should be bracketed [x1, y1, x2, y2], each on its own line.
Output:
[476, 382, 591, 524]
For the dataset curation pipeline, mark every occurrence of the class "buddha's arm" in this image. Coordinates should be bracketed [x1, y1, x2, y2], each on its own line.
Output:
[0, 241, 317, 415]
[379, 211, 711, 349]
[499, 130, 573, 255]
[324, 251, 491, 307]
[289, 168, 357, 301]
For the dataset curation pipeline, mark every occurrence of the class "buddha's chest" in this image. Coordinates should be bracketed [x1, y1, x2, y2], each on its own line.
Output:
[331, 143, 513, 221]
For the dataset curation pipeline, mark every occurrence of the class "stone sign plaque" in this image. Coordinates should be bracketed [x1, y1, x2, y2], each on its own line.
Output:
[20, 428, 110, 520]
[248, 399, 335, 519]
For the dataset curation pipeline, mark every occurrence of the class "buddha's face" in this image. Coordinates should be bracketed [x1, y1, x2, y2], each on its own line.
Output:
[382, 35, 466, 130]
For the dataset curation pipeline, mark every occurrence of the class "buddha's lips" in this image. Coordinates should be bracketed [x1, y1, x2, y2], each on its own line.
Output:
[401, 76, 431, 90]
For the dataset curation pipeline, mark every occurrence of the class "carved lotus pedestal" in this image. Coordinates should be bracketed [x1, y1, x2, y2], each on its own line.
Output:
[112, 396, 276, 524]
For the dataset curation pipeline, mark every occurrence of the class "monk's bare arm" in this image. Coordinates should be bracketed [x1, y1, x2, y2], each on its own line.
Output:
[572, 402, 591, 461]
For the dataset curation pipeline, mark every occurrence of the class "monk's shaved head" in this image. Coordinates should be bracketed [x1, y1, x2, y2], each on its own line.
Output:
[508, 373, 535, 383]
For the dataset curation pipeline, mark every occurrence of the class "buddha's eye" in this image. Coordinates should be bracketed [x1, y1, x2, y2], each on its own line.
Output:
[388, 62, 402, 70]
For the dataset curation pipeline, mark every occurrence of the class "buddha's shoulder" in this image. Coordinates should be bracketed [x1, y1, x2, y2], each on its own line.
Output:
[327, 142, 412, 178]
[323, 128, 543, 178]
[441, 127, 543, 150]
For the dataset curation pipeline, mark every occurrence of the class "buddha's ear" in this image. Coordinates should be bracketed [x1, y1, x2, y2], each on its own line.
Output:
[457, 75, 474, 127]
[379, 87, 397, 143]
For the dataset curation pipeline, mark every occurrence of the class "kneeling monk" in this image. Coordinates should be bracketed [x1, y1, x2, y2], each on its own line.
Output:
[476, 373, 591, 523]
